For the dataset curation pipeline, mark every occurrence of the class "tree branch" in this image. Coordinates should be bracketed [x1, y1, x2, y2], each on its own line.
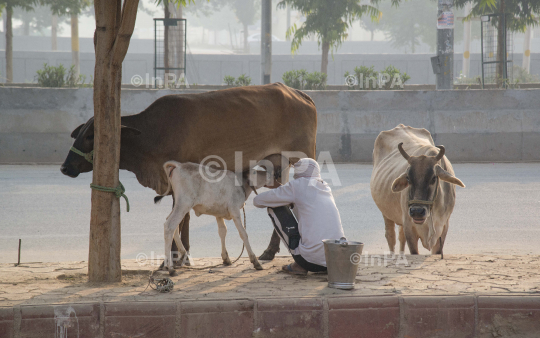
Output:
[111, 0, 139, 66]
[94, 0, 120, 55]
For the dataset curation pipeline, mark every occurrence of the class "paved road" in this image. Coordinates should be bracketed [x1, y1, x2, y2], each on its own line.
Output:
[1, 163, 539, 263]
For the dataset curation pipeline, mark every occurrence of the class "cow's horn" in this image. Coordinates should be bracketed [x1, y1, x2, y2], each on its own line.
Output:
[435, 145, 445, 161]
[398, 142, 410, 161]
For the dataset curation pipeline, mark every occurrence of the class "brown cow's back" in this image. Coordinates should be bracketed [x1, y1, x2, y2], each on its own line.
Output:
[120, 83, 317, 194]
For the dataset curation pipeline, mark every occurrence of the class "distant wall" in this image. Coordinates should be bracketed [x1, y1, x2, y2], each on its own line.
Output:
[312, 89, 540, 162]
[1, 50, 539, 86]
[4, 34, 540, 55]
[1, 87, 539, 164]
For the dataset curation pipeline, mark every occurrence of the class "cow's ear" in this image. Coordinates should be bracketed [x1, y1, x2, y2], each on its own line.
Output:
[121, 125, 141, 137]
[391, 172, 409, 193]
[70, 124, 85, 139]
[435, 165, 465, 188]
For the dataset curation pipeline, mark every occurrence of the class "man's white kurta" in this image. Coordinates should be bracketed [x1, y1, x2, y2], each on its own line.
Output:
[253, 178, 344, 266]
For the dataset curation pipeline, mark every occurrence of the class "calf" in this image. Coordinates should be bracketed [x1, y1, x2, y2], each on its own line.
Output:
[155, 161, 269, 274]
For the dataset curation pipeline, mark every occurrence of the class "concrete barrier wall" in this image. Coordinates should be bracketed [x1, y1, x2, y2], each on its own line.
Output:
[1, 87, 539, 163]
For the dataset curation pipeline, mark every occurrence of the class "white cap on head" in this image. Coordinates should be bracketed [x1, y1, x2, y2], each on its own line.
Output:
[293, 158, 321, 180]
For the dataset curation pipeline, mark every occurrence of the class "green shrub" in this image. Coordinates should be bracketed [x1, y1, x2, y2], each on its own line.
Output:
[344, 64, 410, 90]
[283, 69, 326, 90]
[357, 66, 377, 89]
[66, 65, 87, 87]
[354, 66, 377, 80]
[36, 63, 87, 87]
[223, 74, 252, 87]
[380, 65, 410, 90]
[282, 69, 307, 89]
[235, 74, 252, 86]
[36, 63, 66, 87]
[224, 75, 236, 86]
[454, 71, 481, 85]
[512, 65, 540, 84]
[304, 71, 327, 90]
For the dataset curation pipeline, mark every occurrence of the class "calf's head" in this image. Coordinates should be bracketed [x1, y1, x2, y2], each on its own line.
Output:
[391, 142, 465, 226]
[247, 166, 272, 190]
[60, 118, 140, 178]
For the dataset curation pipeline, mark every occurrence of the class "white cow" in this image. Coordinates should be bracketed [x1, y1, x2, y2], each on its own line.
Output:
[155, 161, 269, 274]
[370, 125, 465, 256]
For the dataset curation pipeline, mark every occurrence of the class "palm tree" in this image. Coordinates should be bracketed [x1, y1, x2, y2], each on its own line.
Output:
[277, 0, 393, 74]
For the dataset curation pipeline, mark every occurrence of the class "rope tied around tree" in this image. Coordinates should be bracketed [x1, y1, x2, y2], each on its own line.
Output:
[90, 182, 130, 212]
[70, 146, 130, 212]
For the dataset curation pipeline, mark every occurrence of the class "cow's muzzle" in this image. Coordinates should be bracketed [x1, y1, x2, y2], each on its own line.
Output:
[60, 164, 80, 178]
[409, 206, 427, 224]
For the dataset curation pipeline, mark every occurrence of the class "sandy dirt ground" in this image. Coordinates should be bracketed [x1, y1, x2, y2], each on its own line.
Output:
[1, 254, 539, 307]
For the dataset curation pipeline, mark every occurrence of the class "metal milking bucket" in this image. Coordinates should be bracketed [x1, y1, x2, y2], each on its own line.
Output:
[323, 237, 364, 290]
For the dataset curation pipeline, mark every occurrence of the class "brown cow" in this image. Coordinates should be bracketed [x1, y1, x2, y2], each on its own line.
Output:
[61, 83, 317, 261]
[370, 125, 465, 255]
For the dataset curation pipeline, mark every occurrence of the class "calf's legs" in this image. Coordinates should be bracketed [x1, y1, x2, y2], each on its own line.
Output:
[170, 196, 191, 266]
[231, 211, 263, 270]
[215, 217, 232, 265]
[164, 206, 190, 274]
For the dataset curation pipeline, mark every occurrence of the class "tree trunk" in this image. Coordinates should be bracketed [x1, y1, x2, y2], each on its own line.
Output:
[370, 30, 374, 42]
[164, 1, 170, 75]
[173, 4, 184, 76]
[5, 5, 13, 83]
[23, 19, 30, 36]
[52, 14, 58, 51]
[522, 26, 531, 73]
[321, 40, 330, 75]
[462, 3, 472, 77]
[496, 0, 505, 87]
[286, 5, 290, 41]
[71, 13, 80, 80]
[89, 0, 139, 283]
[243, 22, 249, 53]
[261, 0, 272, 84]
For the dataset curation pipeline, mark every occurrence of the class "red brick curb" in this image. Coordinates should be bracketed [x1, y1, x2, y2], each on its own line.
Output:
[2, 295, 539, 338]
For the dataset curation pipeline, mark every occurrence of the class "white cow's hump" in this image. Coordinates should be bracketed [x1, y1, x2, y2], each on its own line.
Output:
[373, 124, 435, 166]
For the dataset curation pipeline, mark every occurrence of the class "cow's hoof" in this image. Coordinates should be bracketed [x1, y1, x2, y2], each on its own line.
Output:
[253, 262, 264, 270]
[223, 257, 232, 266]
[258, 249, 276, 261]
[169, 269, 178, 277]
[184, 252, 194, 266]
[158, 261, 165, 269]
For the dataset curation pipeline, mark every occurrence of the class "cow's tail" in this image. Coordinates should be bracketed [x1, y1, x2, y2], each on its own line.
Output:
[154, 161, 177, 204]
